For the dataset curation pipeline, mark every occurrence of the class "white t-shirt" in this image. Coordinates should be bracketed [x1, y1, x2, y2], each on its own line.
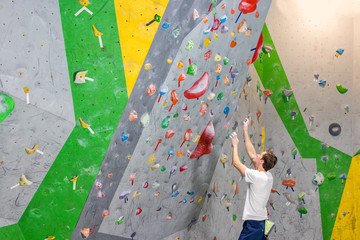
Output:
[242, 168, 273, 220]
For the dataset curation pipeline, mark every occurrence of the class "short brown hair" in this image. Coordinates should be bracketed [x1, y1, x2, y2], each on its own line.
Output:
[262, 150, 277, 171]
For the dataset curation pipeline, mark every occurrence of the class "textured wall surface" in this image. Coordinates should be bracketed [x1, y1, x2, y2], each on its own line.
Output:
[266, 0, 359, 156]
[73, 0, 272, 239]
[0, 1, 74, 122]
[0, 0, 74, 228]
[1, 0, 360, 239]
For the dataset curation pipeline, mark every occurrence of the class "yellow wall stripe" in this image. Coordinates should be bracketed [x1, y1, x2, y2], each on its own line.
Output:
[114, 0, 170, 97]
[331, 154, 360, 240]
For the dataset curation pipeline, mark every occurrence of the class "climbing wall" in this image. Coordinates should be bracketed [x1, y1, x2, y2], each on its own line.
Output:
[162, 65, 267, 240]
[1, 0, 360, 239]
[263, 1, 360, 239]
[0, 1, 74, 228]
[73, 0, 272, 239]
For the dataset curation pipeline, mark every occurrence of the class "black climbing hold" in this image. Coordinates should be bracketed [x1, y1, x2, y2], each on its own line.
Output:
[329, 123, 341, 136]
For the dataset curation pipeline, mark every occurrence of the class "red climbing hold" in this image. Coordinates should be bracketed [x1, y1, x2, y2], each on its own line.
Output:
[165, 129, 175, 139]
[169, 90, 178, 112]
[190, 121, 215, 159]
[204, 50, 212, 60]
[252, 32, 263, 63]
[184, 72, 209, 99]
[178, 73, 186, 87]
[136, 208, 142, 215]
[211, 16, 221, 31]
[238, 0, 260, 14]
[180, 129, 193, 148]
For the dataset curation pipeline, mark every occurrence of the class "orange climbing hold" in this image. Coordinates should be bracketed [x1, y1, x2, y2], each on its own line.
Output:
[282, 179, 296, 187]
[230, 40, 237, 48]
[214, 64, 222, 74]
[177, 61, 184, 69]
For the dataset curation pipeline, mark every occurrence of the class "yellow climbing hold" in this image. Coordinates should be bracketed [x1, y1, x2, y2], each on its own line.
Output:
[192, 133, 200, 143]
[197, 196, 203, 203]
[205, 37, 211, 47]
[231, 31, 235, 37]
[79, 117, 90, 128]
[151, 163, 160, 171]
[144, 63, 152, 70]
[214, 54, 221, 61]
[133, 191, 141, 197]
[214, 33, 218, 39]
[92, 24, 103, 36]
[167, 59, 172, 64]
[78, 0, 90, 6]
[148, 153, 156, 164]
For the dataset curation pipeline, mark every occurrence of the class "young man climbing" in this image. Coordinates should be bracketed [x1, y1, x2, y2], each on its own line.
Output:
[230, 118, 277, 240]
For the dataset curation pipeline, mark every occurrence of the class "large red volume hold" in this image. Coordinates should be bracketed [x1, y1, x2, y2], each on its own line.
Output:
[252, 32, 263, 63]
[190, 121, 215, 159]
[184, 72, 209, 99]
[238, 0, 260, 14]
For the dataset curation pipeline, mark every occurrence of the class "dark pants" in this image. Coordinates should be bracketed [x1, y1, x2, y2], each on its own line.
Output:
[238, 220, 266, 240]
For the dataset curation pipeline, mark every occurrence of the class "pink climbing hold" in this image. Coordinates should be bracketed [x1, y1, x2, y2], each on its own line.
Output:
[190, 121, 215, 159]
[184, 72, 209, 99]
[199, 104, 209, 116]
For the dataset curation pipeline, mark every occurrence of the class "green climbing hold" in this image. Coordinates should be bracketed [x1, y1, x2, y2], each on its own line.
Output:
[298, 207, 308, 214]
[225, 129, 230, 139]
[327, 172, 336, 180]
[241, 156, 245, 164]
[173, 113, 179, 118]
[185, 40, 194, 51]
[212, 8, 217, 15]
[187, 63, 197, 76]
[256, 81, 261, 91]
[223, 57, 229, 65]
[336, 84, 348, 94]
[140, 113, 150, 128]
[0, 92, 15, 123]
[161, 116, 171, 128]
[116, 216, 124, 225]
[217, 92, 224, 100]
[161, 166, 166, 172]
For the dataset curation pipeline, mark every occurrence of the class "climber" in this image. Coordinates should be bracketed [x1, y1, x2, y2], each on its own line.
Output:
[230, 118, 277, 240]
